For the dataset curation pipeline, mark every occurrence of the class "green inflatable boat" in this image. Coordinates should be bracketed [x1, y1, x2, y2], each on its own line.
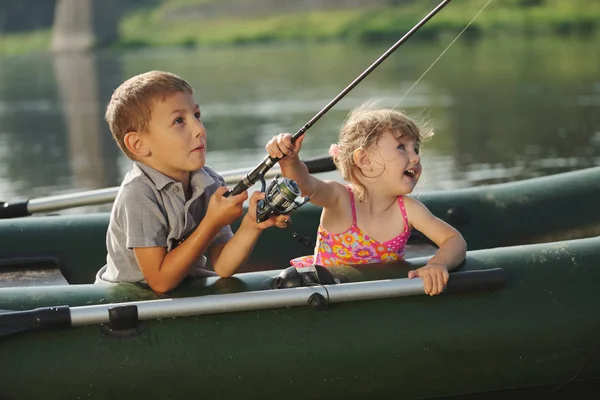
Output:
[0, 167, 599, 399]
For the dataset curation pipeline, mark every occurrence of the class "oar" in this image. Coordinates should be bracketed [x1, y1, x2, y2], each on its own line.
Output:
[0, 156, 334, 219]
[225, 0, 452, 197]
[0, 268, 505, 337]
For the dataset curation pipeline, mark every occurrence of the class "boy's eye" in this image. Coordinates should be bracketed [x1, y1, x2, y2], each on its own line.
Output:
[397, 144, 406, 150]
[174, 117, 184, 125]
[195, 112, 201, 120]
[415, 146, 420, 155]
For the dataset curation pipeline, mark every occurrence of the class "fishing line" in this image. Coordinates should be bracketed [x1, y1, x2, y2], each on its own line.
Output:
[397, 0, 494, 106]
[224, 0, 454, 198]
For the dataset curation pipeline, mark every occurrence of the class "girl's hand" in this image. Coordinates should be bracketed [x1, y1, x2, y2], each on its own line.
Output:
[265, 133, 305, 165]
[408, 263, 450, 296]
[245, 191, 292, 231]
[206, 186, 248, 227]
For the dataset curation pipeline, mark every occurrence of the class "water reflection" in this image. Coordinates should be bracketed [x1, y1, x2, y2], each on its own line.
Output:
[0, 35, 598, 204]
[53, 51, 120, 191]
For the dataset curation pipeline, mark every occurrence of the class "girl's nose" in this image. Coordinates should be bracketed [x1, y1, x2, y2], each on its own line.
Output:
[410, 151, 420, 165]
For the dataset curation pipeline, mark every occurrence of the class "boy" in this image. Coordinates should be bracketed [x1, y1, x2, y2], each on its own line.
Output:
[95, 70, 287, 293]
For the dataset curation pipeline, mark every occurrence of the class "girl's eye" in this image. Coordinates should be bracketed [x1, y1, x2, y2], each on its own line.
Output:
[397, 144, 406, 151]
[195, 112, 201, 120]
[415, 147, 420, 155]
[174, 117, 184, 125]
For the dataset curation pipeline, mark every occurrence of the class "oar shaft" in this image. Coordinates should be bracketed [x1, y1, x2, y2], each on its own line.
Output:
[0, 156, 334, 218]
[225, 0, 453, 197]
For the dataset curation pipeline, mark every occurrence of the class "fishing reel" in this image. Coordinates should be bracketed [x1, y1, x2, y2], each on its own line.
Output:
[256, 174, 312, 248]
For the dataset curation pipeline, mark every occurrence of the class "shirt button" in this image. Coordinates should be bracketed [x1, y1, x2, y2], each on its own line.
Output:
[173, 186, 179, 193]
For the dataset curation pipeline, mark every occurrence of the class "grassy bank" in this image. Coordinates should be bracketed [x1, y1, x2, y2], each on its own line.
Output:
[0, 30, 51, 56]
[0, 0, 598, 55]
[117, 0, 600, 48]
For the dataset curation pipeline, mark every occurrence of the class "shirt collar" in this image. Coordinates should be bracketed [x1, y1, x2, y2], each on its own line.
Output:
[134, 162, 214, 192]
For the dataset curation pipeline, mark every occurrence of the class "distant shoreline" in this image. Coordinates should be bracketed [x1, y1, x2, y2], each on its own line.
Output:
[1, 1, 598, 56]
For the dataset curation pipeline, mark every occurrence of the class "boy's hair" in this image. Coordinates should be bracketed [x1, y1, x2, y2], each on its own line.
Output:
[333, 104, 433, 201]
[105, 70, 193, 159]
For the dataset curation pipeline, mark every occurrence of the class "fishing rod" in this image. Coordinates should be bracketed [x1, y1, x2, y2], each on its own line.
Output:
[224, 0, 452, 199]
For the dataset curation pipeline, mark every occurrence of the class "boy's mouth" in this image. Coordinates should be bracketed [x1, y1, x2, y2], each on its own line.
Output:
[192, 144, 205, 152]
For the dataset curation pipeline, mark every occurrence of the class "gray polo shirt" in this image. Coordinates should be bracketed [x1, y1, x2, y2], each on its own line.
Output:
[95, 162, 233, 284]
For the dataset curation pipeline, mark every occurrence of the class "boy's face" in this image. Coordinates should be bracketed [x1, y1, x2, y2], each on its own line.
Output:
[143, 91, 206, 181]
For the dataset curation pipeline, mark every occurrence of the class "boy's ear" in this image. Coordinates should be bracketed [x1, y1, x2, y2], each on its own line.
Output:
[124, 131, 150, 158]
[353, 148, 371, 171]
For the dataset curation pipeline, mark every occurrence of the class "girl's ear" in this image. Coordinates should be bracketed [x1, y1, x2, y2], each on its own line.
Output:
[353, 147, 371, 171]
[124, 131, 151, 158]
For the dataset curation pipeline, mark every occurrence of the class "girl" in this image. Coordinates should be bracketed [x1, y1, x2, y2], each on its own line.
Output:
[266, 105, 467, 296]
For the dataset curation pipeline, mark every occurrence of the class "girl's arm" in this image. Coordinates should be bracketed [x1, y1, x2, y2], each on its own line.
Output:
[266, 133, 345, 210]
[404, 196, 467, 295]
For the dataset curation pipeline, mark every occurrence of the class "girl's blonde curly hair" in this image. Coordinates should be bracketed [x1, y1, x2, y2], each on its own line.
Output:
[330, 104, 433, 201]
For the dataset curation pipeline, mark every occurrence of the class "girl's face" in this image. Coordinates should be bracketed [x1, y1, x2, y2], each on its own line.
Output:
[363, 130, 422, 197]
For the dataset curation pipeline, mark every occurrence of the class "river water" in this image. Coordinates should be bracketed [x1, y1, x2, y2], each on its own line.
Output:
[0, 35, 598, 212]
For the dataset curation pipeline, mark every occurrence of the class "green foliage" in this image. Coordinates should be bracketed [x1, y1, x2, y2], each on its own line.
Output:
[0, 30, 51, 56]
[0, 0, 599, 55]
[116, 0, 600, 49]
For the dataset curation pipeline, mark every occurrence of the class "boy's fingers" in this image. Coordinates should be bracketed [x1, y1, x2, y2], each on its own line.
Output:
[249, 191, 264, 206]
[228, 190, 248, 204]
[213, 186, 228, 197]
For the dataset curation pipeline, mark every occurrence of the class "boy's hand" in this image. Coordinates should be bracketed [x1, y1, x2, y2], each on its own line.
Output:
[244, 191, 292, 230]
[408, 263, 449, 296]
[266, 133, 305, 166]
[206, 186, 248, 227]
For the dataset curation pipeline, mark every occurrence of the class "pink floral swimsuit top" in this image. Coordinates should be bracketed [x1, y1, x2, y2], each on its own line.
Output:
[291, 186, 411, 268]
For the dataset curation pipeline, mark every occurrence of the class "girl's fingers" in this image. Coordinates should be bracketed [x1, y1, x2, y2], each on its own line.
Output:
[436, 273, 445, 295]
[279, 136, 294, 155]
[266, 140, 286, 158]
[443, 269, 450, 286]
[422, 274, 432, 295]
[429, 273, 438, 296]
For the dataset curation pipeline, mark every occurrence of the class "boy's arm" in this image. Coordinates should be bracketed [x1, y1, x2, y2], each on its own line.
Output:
[131, 186, 248, 293]
[207, 217, 261, 278]
[133, 214, 224, 293]
[208, 192, 289, 277]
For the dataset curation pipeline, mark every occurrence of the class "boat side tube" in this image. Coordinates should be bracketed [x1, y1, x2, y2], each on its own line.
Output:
[0, 268, 504, 337]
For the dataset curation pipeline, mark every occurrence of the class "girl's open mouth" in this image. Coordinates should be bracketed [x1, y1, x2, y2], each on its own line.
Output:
[404, 168, 417, 179]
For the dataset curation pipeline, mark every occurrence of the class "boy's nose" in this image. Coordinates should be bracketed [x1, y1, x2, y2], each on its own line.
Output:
[194, 119, 206, 137]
